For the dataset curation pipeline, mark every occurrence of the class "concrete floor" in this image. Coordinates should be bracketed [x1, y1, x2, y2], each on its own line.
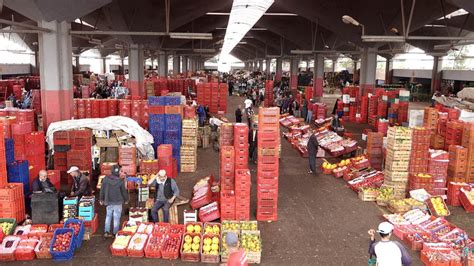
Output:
[11, 95, 473, 265]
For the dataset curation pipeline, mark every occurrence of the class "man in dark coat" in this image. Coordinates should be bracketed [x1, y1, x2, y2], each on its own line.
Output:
[68, 166, 92, 197]
[307, 131, 319, 174]
[32, 170, 56, 193]
[248, 123, 258, 163]
[235, 105, 243, 123]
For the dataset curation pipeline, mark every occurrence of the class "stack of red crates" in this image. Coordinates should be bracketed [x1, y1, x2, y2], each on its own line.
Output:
[409, 128, 431, 175]
[220, 146, 235, 191]
[423, 107, 439, 134]
[436, 112, 448, 137]
[376, 98, 388, 118]
[235, 169, 250, 220]
[256, 107, 280, 221]
[447, 182, 471, 206]
[0, 183, 25, 223]
[197, 83, 205, 105]
[25, 132, 46, 187]
[367, 95, 378, 126]
[210, 83, 219, 113]
[119, 145, 137, 176]
[220, 123, 234, 146]
[366, 132, 383, 170]
[234, 124, 248, 170]
[0, 126, 8, 186]
[445, 120, 463, 150]
[220, 190, 236, 220]
[428, 150, 449, 196]
[119, 100, 132, 117]
[0, 116, 16, 138]
[157, 144, 177, 179]
[66, 129, 92, 175]
[139, 159, 159, 174]
[218, 83, 228, 114]
[12, 121, 32, 160]
[462, 122, 474, 183]
[358, 96, 368, 123]
[264, 81, 274, 107]
[408, 173, 434, 194]
[447, 145, 467, 183]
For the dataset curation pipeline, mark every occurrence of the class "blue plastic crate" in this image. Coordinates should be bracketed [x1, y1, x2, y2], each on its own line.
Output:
[148, 96, 163, 106]
[5, 139, 14, 164]
[78, 211, 94, 221]
[63, 196, 79, 205]
[164, 114, 182, 123]
[50, 228, 76, 262]
[164, 130, 181, 140]
[149, 122, 165, 132]
[165, 121, 182, 131]
[149, 114, 165, 122]
[7, 161, 30, 194]
[163, 96, 181, 105]
[63, 218, 85, 248]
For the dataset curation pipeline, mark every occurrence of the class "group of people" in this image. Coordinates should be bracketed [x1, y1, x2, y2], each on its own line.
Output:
[32, 165, 179, 239]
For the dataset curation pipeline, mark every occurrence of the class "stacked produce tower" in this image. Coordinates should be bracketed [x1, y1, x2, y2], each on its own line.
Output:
[118, 144, 137, 176]
[220, 145, 235, 220]
[428, 150, 449, 195]
[383, 127, 412, 199]
[234, 123, 250, 220]
[447, 145, 467, 183]
[256, 107, 280, 221]
[180, 119, 198, 172]
[264, 80, 274, 107]
[462, 122, 474, 183]
[196, 83, 227, 114]
[366, 132, 383, 171]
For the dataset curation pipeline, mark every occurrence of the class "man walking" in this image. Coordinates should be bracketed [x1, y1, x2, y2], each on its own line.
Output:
[148, 170, 180, 222]
[100, 165, 129, 238]
[235, 105, 243, 123]
[307, 131, 319, 174]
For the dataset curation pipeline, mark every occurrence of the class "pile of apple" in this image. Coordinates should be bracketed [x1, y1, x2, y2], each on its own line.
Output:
[37, 235, 53, 252]
[222, 221, 240, 231]
[430, 197, 449, 216]
[0, 222, 14, 235]
[182, 234, 201, 254]
[186, 224, 202, 234]
[201, 235, 219, 256]
[204, 224, 220, 235]
[169, 225, 184, 234]
[112, 234, 132, 249]
[145, 235, 165, 252]
[65, 222, 82, 236]
[162, 235, 180, 254]
[241, 233, 261, 253]
[51, 232, 73, 252]
[240, 221, 257, 231]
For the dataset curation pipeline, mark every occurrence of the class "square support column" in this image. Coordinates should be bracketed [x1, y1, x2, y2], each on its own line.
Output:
[385, 57, 393, 84]
[173, 55, 180, 75]
[158, 52, 167, 77]
[275, 58, 282, 82]
[431, 56, 442, 94]
[290, 58, 299, 90]
[313, 54, 324, 98]
[359, 47, 377, 95]
[128, 44, 144, 96]
[38, 20, 73, 129]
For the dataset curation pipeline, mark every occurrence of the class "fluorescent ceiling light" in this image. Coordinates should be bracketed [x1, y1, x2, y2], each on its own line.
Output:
[438, 9, 468, 20]
[169, 33, 213, 40]
[424, 24, 447, 28]
[362, 36, 405, 42]
[215, 27, 267, 31]
[74, 19, 96, 29]
[238, 41, 247, 44]
[207, 12, 296, 16]
[219, 0, 274, 58]
[291, 50, 313, 55]
[193, 48, 216, 53]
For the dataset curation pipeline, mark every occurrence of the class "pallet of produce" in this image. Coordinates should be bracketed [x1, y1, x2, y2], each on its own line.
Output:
[0, 219, 16, 235]
[180, 233, 201, 262]
[358, 187, 379, 201]
[426, 196, 450, 217]
[240, 221, 258, 232]
[388, 199, 411, 213]
[34, 232, 54, 259]
[204, 223, 221, 236]
[161, 233, 182, 260]
[221, 221, 240, 232]
[14, 238, 39, 261]
[201, 234, 220, 263]
[144, 233, 166, 258]
[241, 230, 262, 264]
[63, 218, 85, 248]
[110, 231, 133, 257]
[50, 228, 76, 262]
[376, 187, 394, 206]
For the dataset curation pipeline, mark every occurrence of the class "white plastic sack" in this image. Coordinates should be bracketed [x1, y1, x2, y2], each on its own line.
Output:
[46, 116, 155, 159]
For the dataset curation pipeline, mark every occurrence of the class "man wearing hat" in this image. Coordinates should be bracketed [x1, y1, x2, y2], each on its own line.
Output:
[225, 232, 247, 266]
[368, 222, 412, 266]
[67, 166, 92, 198]
[148, 170, 180, 223]
[100, 165, 129, 238]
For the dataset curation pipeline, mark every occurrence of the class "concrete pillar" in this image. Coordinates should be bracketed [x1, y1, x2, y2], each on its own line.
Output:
[332, 59, 337, 73]
[353, 59, 359, 84]
[385, 57, 393, 84]
[360, 47, 377, 95]
[75, 56, 80, 69]
[120, 57, 125, 75]
[275, 58, 283, 82]
[38, 20, 73, 129]
[158, 52, 167, 77]
[313, 54, 324, 98]
[265, 59, 271, 77]
[150, 55, 155, 69]
[189, 58, 195, 72]
[258, 60, 263, 72]
[431, 56, 442, 94]
[101, 57, 107, 74]
[128, 44, 144, 96]
[290, 58, 299, 90]
[182, 56, 189, 74]
[173, 55, 180, 75]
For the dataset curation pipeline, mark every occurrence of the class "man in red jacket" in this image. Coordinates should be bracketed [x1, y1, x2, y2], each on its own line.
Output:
[225, 232, 247, 266]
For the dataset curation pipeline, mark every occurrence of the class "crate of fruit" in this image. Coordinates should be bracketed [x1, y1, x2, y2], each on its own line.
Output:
[181, 233, 201, 262]
[48, 224, 62, 232]
[358, 187, 379, 202]
[241, 230, 262, 264]
[110, 231, 133, 257]
[221, 230, 240, 263]
[426, 197, 450, 217]
[50, 228, 76, 262]
[404, 232, 432, 251]
[388, 199, 412, 214]
[459, 188, 474, 213]
[168, 224, 184, 235]
[144, 233, 165, 258]
[0, 235, 20, 261]
[204, 222, 221, 236]
[185, 222, 203, 235]
[126, 233, 148, 258]
[28, 224, 48, 237]
[240, 221, 258, 232]
[14, 238, 39, 261]
[153, 222, 170, 235]
[161, 233, 182, 260]
[221, 221, 240, 232]
[63, 218, 85, 248]
[34, 232, 54, 259]
[121, 220, 139, 233]
[201, 234, 220, 263]
[0, 218, 16, 235]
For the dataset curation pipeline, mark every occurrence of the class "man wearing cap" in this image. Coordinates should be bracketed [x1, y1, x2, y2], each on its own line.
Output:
[100, 165, 129, 238]
[368, 222, 412, 266]
[148, 170, 180, 223]
[67, 166, 92, 198]
[225, 232, 247, 266]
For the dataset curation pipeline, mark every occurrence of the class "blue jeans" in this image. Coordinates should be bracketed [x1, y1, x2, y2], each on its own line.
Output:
[306, 111, 313, 123]
[151, 200, 171, 222]
[105, 204, 122, 234]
